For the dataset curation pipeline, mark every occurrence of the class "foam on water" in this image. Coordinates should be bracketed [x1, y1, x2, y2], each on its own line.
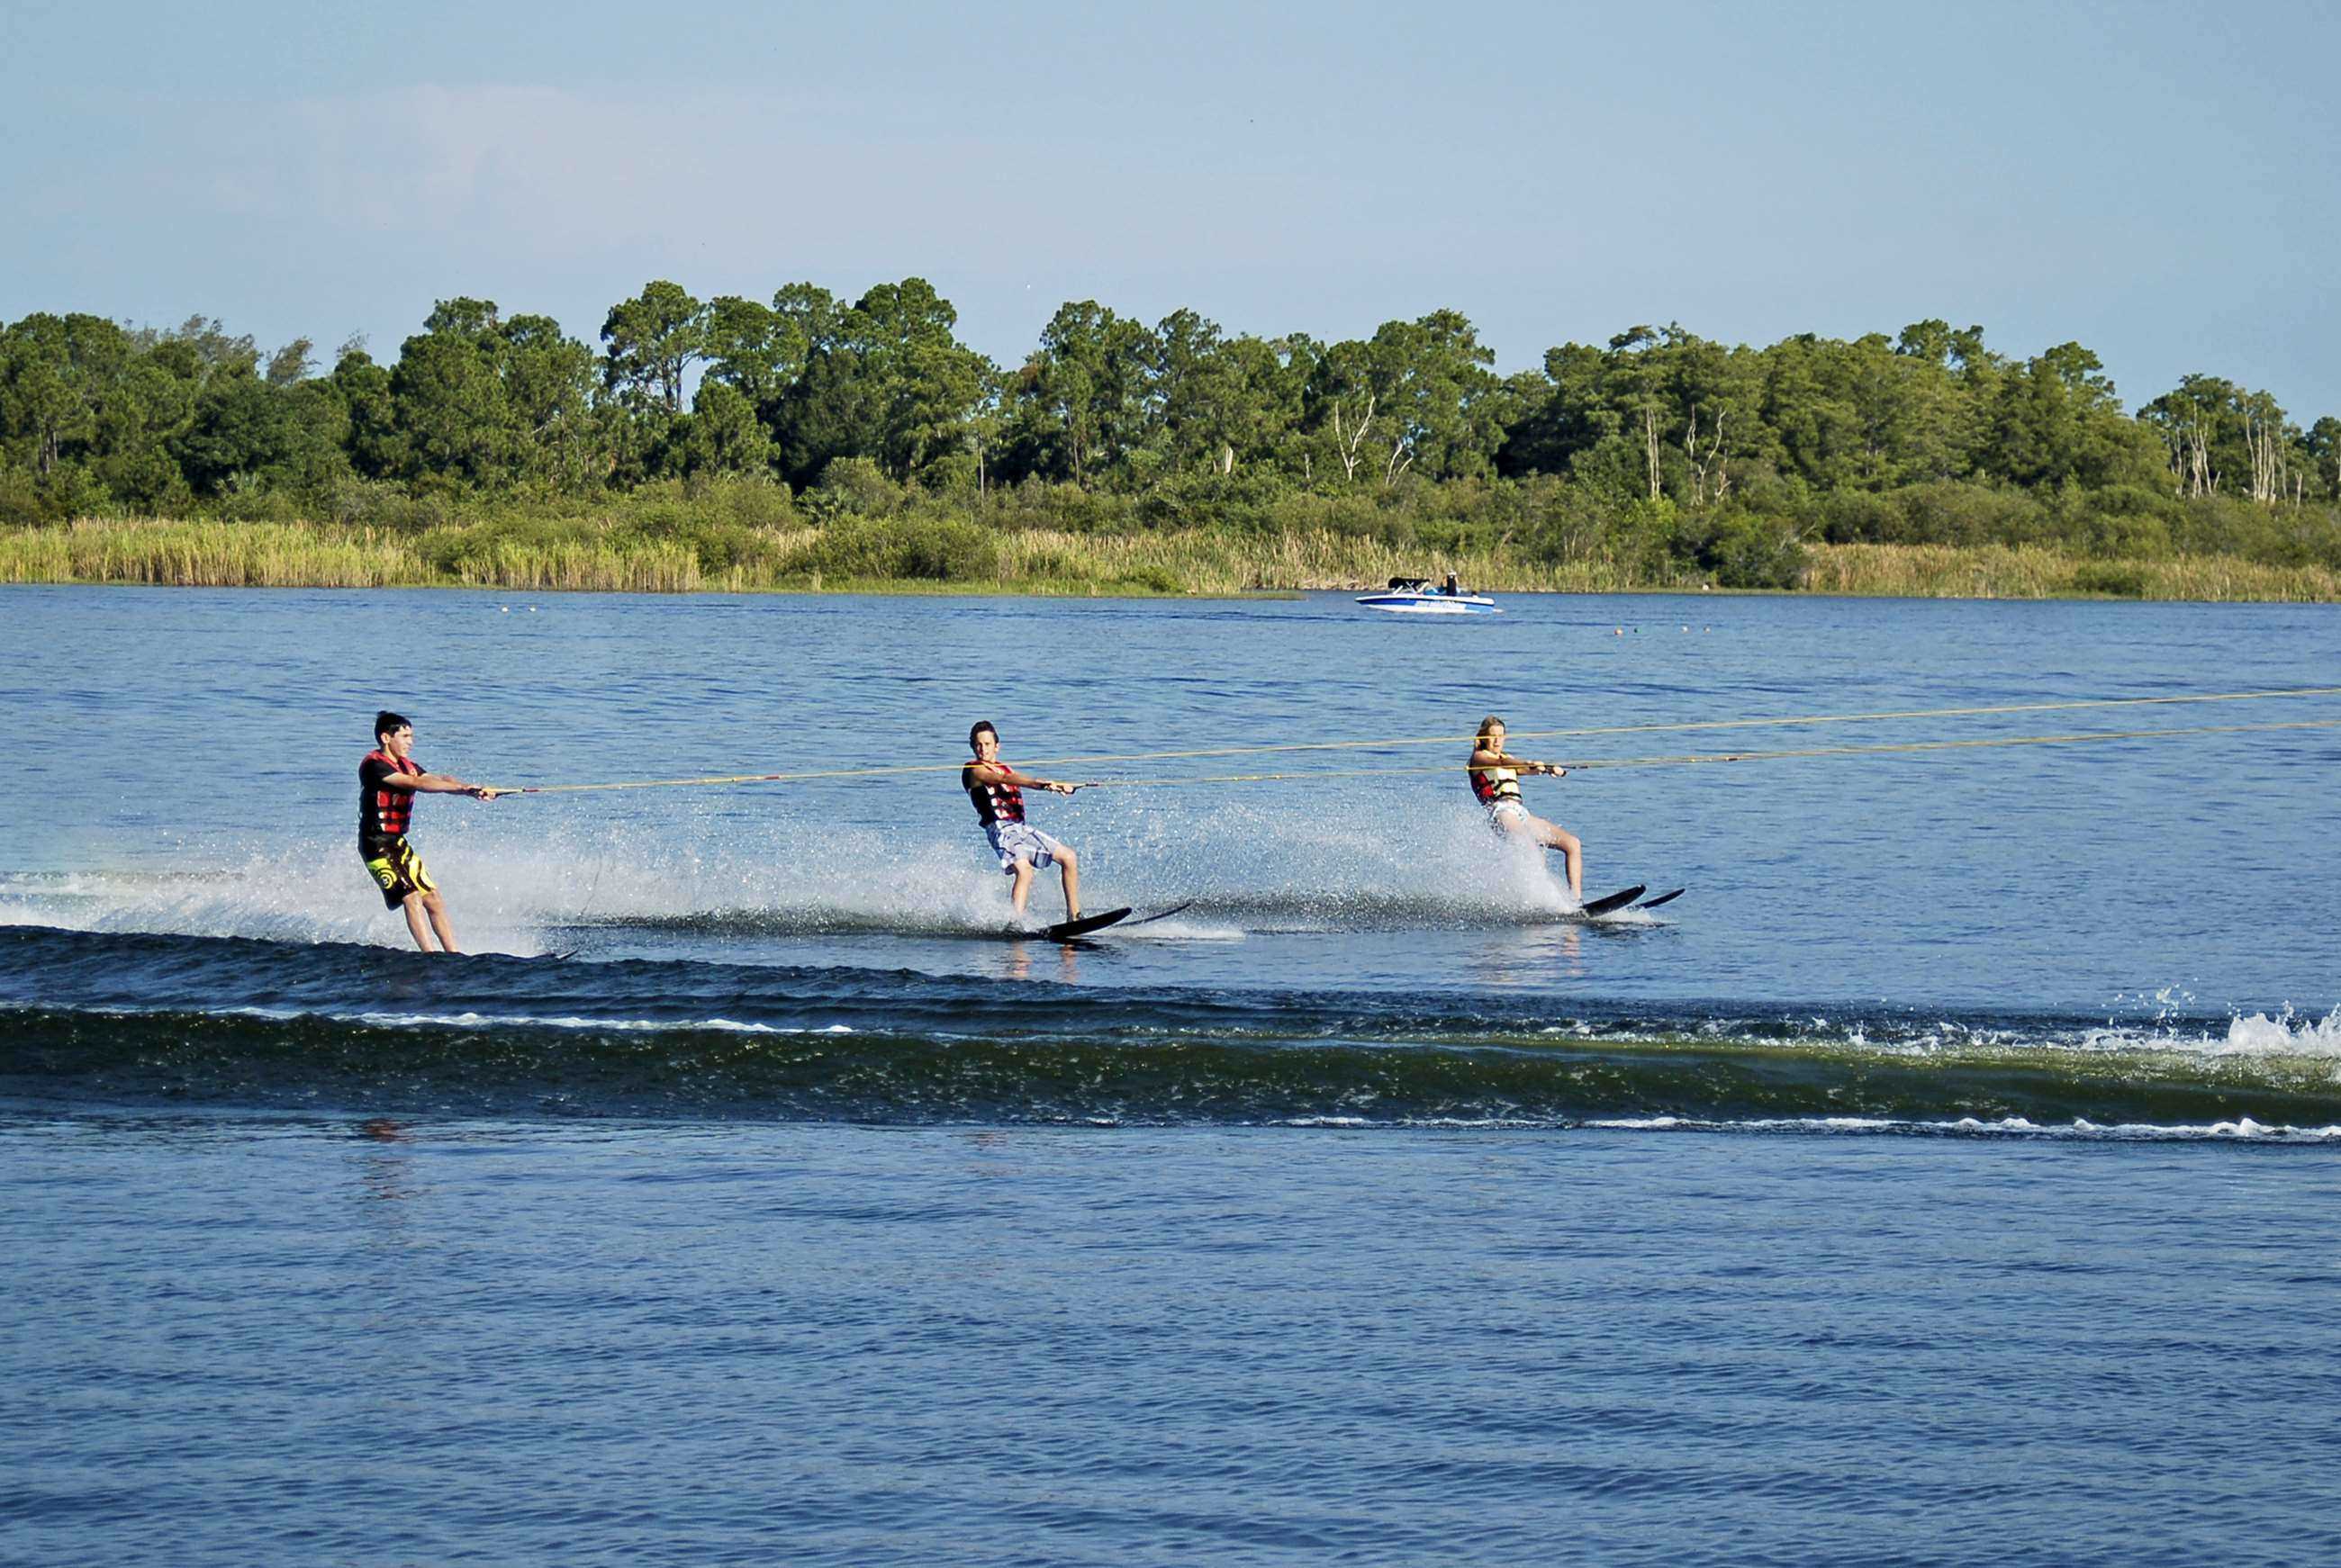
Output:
[211, 1005, 859, 1037]
[2219, 1005, 2341, 1057]
[0, 796, 1615, 951]
[1587, 1112, 2341, 1140]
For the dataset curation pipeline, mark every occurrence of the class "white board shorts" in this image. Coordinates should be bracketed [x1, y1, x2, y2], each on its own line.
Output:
[1486, 799, 1532, 832]
[985, 821, 1067, 874]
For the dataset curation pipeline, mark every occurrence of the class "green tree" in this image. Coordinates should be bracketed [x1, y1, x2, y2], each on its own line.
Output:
[2140, 374, 2309, 502]
[860, 279, 992, 482]
[1152, 311, 1306, 476]
[498, 313, 601, 489]
[682, 380, 773, 477]
[1659, 331, 1764, 503]
[601, 281, 706, 415]
[384, 301, 605, 490]
[701, 294, 806, 410]
[0, 314, 97, 476]
[331, 346, 402, 480]
[131, 316, 260, 382]
[265, 338, 316, 388]
[1759, 334, 1869, 491]
[772, 277, 991, 486]
[1011, 300, 1160, 488]
[391, 301, 514, 486]
[1986, 343, 2157, 489]
[0, 313, 205, 511]
[1885, 321, 1982, 482]
[2306, 416, 2341, 500]
[87, 350, 197, 510]
[1303, 311, 1507, 486]
[172, 374, 348, 497]
[1496, 342, 1618, 480]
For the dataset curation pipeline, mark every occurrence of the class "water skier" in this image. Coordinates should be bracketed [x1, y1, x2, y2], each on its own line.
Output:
[963, 721, 1082, 924]
[360, 710, 502, 952]
[1469, 715, 1582, 899]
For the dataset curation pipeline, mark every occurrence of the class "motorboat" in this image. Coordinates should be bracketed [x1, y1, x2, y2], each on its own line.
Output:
[1353, 575, 1500, 615]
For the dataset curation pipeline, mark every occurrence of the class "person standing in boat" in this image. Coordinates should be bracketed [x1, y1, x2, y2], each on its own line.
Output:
[1469, 715, 1581, 899]
[359, 710, 502, 952]
[963, 721, 1082, 924]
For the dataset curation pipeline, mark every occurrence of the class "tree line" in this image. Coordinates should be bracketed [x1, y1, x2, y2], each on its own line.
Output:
[5, 278, 2337, 584]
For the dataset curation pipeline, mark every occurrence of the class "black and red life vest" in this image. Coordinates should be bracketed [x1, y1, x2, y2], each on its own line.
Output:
[963, 763, 1026, 825]
[361, 748, 421, 841]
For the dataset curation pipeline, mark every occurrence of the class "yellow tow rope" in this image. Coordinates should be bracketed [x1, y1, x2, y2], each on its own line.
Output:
[502, 686, 2341, 797]
[1076, 717, 2341, 789]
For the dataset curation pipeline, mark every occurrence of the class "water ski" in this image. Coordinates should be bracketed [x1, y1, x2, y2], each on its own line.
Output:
[1009, 906, 1133, 942]
[1124, 899, 1197, 928]
[1637, 888, 1686, 910]
[1574, 885, 1646, 919]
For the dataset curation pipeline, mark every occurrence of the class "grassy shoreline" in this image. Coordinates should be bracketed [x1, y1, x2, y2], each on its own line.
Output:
[4, 517, 2338, 602]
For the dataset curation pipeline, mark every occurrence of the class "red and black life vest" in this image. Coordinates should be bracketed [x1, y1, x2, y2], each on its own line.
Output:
[963, 763, 1026, 825]
[361, 748, 421, 841]
[1469, 756, 1523, 807]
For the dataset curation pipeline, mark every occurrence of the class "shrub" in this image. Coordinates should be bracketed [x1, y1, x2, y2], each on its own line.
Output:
[1813, 490, 1898, 545]
[2071, 562, 2147, 597]
[689, 473, 798, 532]
[1134, 469, 1285, 533]
[806, 456, 900, 521]
[1523, 482, 1611, 567]
[1113, 563, 1185, 594]
[211, 482, 305, 525]
[990, 478, 1132, 535]
[2074, 510, 2173, 559]
[793, 515, 999, 581]
[1701, 514, 1808, 589]
[1891, 482, 2047, 547]
[0, 464, 94, 527]
[1263, 491, 1414, 547]
[918, 452, 982, 498]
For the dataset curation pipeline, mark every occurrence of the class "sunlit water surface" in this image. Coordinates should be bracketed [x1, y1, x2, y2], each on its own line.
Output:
[4, 585, 2338, 1563]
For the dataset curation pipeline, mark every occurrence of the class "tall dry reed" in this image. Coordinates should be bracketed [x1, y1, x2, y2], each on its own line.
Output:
[7, 518, 2338, 602]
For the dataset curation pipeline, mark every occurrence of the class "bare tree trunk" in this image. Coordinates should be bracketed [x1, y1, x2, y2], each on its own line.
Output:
[2180, 418, 2214, 498]
[1333, 395, 1375, 483]
[2246, 416, 2283, 505]
[1642, 405, 1661, 500]
[1713, 407, 1731, 501]
[1384, 439, 1413, 487]
[1683, 406, 1728, 505]
[1683, 407, 1700, 506]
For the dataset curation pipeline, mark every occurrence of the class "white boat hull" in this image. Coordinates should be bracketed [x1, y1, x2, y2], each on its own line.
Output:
[1354, 592, 1500, 615]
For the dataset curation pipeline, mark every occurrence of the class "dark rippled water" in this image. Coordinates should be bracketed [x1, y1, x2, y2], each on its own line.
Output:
[4, 584, 2339, 1563]
[9, 1118, 2340, 1566]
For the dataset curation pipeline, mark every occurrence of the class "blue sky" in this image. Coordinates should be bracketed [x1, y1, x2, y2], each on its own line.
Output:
[5, 0, 2336, 419]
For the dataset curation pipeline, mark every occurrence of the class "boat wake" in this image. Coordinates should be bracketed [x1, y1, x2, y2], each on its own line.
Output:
[0, 806, 1636, 951]
[5, 924, 2338, 1138]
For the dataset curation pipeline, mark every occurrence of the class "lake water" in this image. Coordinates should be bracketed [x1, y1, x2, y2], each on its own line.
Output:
[4, 584, 2339, 1564]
